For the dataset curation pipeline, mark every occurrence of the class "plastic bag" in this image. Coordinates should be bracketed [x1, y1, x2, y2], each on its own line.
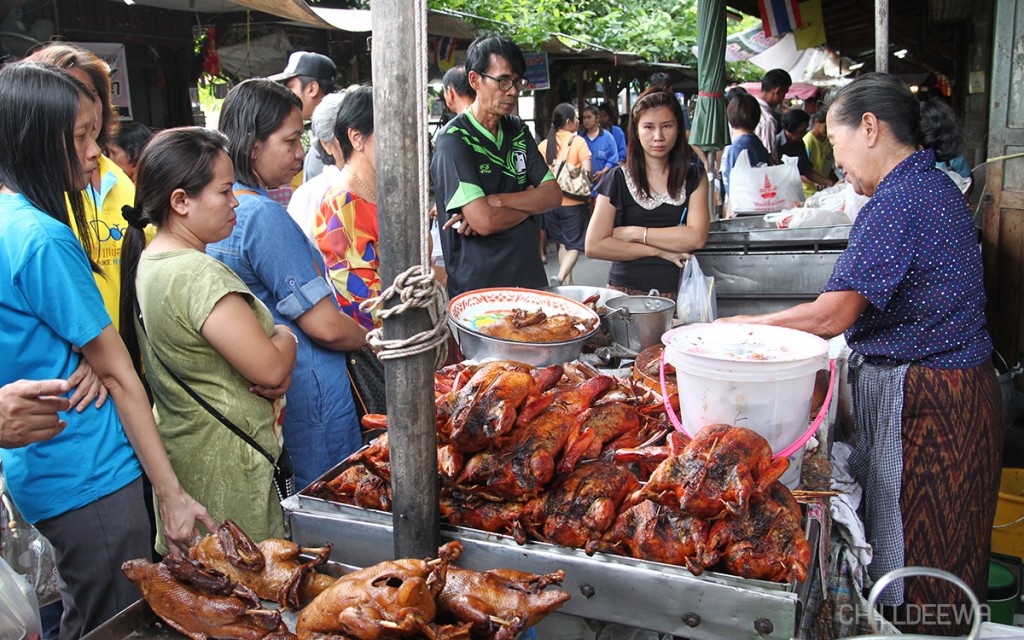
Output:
[1, 472, 59, 607]
[0, 556, 41, 640]
[764, 207, 852, 229]
[676, 256, 717, 324]
[729, 150, 806, 214]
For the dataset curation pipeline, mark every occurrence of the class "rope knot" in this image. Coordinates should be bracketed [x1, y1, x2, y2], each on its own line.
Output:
[359, 264, 449, 369]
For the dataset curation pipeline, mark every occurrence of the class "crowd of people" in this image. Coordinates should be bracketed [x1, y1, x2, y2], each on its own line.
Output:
[0, 32, 1003, 640]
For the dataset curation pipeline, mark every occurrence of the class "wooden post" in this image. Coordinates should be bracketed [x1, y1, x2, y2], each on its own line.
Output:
[370, 0, 441, 560]
[875, 0, 889, 73]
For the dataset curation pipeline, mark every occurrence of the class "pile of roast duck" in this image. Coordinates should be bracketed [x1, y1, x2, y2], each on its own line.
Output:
[311, 360, 811, 584]
[122, 520, 570, 640]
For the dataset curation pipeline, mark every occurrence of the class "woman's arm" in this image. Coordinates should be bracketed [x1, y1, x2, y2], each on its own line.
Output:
[718, 290, 869, 339]
[200, 293, 297, 388]
[294, 297, 368, 351]
[612, 173, 711, 253]
[584, 194, 688, 267]
[80, 327, 216, 555]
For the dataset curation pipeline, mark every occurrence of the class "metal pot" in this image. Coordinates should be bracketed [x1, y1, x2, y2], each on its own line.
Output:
[447, 317, 592, 366]
[541, 285, 625, 311]
[604, 295, 676, 353]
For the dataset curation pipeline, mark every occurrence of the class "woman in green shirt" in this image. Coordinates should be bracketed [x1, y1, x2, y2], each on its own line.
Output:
[120, 128, 297, 547]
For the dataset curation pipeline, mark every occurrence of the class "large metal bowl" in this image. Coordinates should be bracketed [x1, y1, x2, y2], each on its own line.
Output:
[447, 288, 599, 366]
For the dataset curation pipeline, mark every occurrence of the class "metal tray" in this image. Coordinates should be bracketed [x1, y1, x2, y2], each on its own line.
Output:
[286, 486, 820, 640]
[705, 215, 851, 249]
[82, 599, 304, 640]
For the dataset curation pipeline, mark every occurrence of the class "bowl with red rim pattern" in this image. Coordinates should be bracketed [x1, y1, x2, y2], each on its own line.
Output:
[447, 287, 600, 365]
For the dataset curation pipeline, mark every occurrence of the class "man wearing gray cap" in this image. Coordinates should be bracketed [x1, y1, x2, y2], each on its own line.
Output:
[271, 51, 338, 183]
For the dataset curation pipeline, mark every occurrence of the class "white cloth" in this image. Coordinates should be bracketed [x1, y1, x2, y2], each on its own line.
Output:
[755, 96, 779, 162]
[829, 441, 872, 578]
[286, 164, 342, 240]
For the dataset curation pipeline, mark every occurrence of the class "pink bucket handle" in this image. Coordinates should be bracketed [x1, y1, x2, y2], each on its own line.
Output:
[659, 351, 837, 459]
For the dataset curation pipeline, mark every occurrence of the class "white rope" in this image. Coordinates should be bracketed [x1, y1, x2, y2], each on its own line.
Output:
[360, 0, 448, 369]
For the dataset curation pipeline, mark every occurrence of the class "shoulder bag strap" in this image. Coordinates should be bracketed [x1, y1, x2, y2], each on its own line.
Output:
[134, 301, 277, 467]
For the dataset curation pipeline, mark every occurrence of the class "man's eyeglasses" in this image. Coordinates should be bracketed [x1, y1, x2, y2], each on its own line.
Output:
[479, 73, 528, 92]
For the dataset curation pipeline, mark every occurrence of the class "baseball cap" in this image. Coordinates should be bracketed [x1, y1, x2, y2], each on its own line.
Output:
[269, 51, 337, 83]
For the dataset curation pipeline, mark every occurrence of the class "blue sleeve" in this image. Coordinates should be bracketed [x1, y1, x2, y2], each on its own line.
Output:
[823, 200, 915, 309]
[602, 132, 619, 172]
[246, 199, 334, 321]
[612, 127, 627, 163]
[948, 153, 971, 179]
[16, 232, 111, 347]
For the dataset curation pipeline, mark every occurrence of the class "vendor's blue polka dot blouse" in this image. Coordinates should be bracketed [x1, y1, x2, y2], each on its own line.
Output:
[823, 147, 992, 368]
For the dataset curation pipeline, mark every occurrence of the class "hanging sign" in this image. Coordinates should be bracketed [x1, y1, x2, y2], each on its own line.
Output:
[75, 42, 133, 120]
[523, 52, 549, 91]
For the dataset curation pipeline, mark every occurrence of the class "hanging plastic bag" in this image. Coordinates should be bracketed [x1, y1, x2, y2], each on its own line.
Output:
[729, 150, 806, 214]
[1, 472, 59, 607]
[0, 556, 41, 640]
[676, 256, 717, 324]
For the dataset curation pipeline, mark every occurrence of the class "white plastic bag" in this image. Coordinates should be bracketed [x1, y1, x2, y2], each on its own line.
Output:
[676, 257, 717, 324]
[0, 556, 41, 640]
[729, 150, 806, 214]
[764, 207, 852, 229]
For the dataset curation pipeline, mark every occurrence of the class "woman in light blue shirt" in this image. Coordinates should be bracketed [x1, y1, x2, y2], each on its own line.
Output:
[210, 79, 367, 489]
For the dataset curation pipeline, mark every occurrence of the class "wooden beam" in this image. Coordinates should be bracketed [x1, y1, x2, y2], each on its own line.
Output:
[370, 0, 441, 560]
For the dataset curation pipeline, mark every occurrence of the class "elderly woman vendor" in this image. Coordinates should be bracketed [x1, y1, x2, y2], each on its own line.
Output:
[723, 73, 1001, 635]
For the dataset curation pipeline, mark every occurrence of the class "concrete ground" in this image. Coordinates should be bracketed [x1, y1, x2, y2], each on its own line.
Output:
[542, 243, 611, 287]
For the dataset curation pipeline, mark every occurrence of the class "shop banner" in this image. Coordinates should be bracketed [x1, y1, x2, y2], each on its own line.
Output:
[76, 42, 133, 120]
[725, 25, 781, 62]
[524, 52, 549, 91]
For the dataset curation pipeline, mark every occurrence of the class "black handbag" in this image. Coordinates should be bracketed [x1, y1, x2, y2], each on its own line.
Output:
[348, 346, 387, 418]
[135, 302, 295, 502]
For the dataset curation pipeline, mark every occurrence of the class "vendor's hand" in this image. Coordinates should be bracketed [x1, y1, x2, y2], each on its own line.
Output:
[250, 373, 292, 400]
[66, 352, 108, 412]
[0, 379, 72, 448]
[716, 315, 754, 324]
[428, 204, 437, 221]
[157, 486, 217, 556]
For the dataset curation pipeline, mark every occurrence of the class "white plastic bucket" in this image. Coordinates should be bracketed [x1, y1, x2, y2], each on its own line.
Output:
[661, 323, 829, 488]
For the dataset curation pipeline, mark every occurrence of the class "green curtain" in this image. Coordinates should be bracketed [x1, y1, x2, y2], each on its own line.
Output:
[690, 0, 731, 152]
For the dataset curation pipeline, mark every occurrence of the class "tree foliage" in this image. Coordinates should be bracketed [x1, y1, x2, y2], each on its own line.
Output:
[429, 0, 761, 77]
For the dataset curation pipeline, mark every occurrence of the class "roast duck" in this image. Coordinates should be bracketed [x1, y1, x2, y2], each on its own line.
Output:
[317, 360, 811, 584]
[297, 541, 570, 640]
[475, 308, 597, 343]
[190, 520, 335, 610]
[122, 555, 295, 640]
[125, 526, 570, 640]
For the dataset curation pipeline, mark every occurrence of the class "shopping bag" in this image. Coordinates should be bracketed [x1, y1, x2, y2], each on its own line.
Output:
[729, 150, 805, 214]
[1, 471, 59, 607]
[552, 135, 591, 203]
[676, 256, 717, 324]
[0, 556, 41, 640]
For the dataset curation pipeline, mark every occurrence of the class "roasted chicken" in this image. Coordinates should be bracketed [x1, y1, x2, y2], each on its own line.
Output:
[476, 308, 597, 343]
[437, 567, 570, 640]
[533, 461, 639, 554]
[439, 492, 539, 545]
[296, 542, 461, 640]
[309, 464, 393, 512]
[640, 424, 789, 519]
[123, 556, 295, 640]
[602, 500, 714, 575]
[446, 361, 537, 452]
[558, 402, 640, 473]
[706, 481, 812, 583]
[189, 520, 334, 610]
[456, 376, 614, 499]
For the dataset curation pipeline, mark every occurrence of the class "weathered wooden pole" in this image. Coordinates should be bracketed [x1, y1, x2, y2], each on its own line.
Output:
[370, 0, 441, 559]
[875, 0, 889, 73]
